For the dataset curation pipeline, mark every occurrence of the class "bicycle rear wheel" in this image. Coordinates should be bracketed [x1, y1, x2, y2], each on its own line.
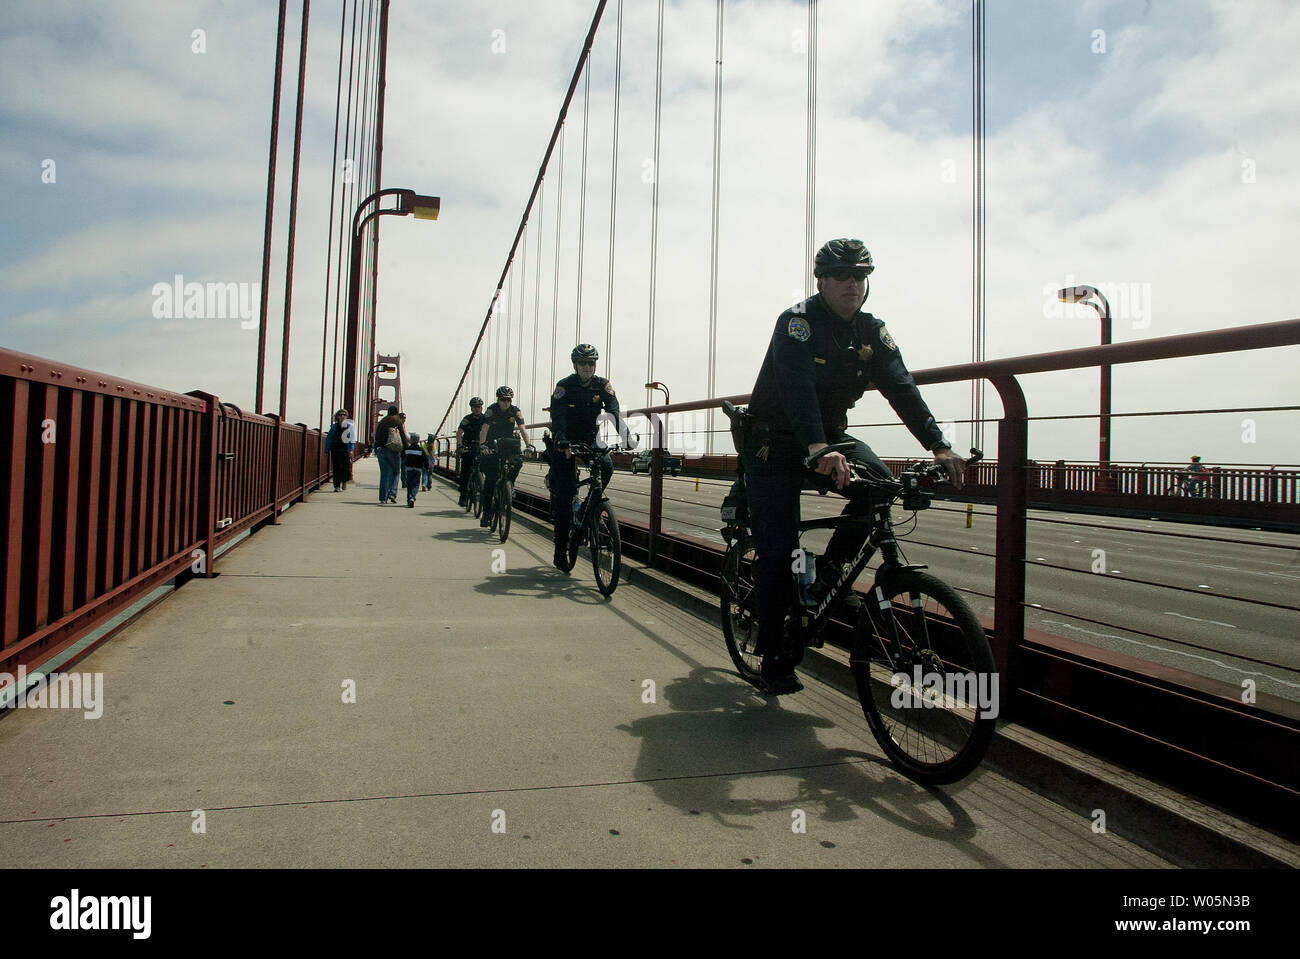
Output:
[498, 480, 512, 543]
[590, 500, 621, 595]
[852, 568, 996, 784]
[719, 530, 762, 684]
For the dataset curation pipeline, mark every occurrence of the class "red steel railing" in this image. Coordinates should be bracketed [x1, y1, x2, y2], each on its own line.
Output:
[0, 349, 330, 684]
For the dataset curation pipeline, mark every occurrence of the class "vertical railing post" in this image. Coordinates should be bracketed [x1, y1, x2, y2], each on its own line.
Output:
[990, 375, 1028, 700]
[298, 422, 309, 502]
[186, 391, 219, 578]
[648, 413, 664, 566]
[267, 413, 282, 525]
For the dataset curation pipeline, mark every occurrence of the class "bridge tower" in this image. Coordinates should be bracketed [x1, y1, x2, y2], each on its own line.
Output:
[371, 353, 403, 423]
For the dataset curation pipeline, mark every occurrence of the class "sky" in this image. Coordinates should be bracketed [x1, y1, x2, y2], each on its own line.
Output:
[2, 0, 1298, 465]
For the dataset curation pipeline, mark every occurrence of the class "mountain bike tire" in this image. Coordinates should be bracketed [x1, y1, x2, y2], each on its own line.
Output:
[498, 481, 512, 543]
[719, 530, 762, 685]
[851, 568, 996, 784]
[590, 500, 621, 596]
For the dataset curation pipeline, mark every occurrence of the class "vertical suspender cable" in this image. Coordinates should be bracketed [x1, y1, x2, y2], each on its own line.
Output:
[512, 222, 522, 389]
[330, 0, 362, 421]
[532, 182, 544, 417]
[355, 0, 376, 421]
[551, 129, 565, 392]
[279, 0, 311, 421]
[576, 60, 591, 346]
[970, 0, 986, 451]
[319, 0, 349, 431]
[367, 0, 391, 415]
[805, 0, 817, 294]
[256, 0, 289, 413]
[706, 0, 725, 455]
[604, 0, 623, 377]
[646, 0, 664, 414]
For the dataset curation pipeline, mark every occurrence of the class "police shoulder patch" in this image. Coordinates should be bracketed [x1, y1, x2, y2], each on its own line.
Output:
[604, 380, 615, 396]
[788, 316, 812, 342]
[552, 386, 566, 400]
[879, 325, 897, 351]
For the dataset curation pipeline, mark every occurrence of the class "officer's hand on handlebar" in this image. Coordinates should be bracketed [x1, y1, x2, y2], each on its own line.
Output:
[934, 447, 966, 489]
[808, 443, 851, 490]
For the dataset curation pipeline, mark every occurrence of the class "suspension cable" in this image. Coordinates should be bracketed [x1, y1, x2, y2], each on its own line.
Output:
[552, 128, 564, 393]
[805, 0, 817, 294]
[576, 59, 591, 345]
[532, 181, 544, 416]
[706, 0, 725, 455]
[646, 0, 664, 413]
[330, 0, 363, 421]
[605, 0, 623, 377]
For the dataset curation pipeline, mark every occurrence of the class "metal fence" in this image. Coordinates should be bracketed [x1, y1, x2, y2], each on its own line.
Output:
[0, 348, 330, 684]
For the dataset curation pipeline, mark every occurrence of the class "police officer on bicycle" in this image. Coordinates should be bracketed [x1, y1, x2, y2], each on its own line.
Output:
[478, 387, 530, 527]
[744, 238, 965, 694]
[455, 397, 486, 507]
[548, 344, 628, 569]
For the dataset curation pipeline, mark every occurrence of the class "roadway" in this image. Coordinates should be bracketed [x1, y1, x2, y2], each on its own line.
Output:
[0, 458, 1169, 868]
[511, 463, 1300, 704]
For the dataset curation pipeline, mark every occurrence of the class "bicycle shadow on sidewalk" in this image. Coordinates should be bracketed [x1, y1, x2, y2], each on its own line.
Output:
[615, 667, 988, 854]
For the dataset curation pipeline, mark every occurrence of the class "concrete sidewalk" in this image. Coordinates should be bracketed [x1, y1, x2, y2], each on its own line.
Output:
[0, 458, 1169, 868]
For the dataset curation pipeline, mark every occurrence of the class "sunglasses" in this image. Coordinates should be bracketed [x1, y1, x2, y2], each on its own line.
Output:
[575, 361, 596, 368]
[824, 268, 871, 282]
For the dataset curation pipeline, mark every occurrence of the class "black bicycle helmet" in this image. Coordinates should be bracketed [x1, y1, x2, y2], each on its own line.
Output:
[495, 385, 514, 400]
[571, 343, 599, 363]
[470, 396, 484, 407]
[813, 238, 874, 277]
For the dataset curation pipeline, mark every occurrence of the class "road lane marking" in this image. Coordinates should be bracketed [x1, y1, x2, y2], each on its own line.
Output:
[1038, 620, 1300, 690]
[1164, 612, 1237, 628]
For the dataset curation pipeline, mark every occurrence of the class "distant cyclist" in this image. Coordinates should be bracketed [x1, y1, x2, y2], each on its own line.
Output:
[478, 386, 530, 527]
[548, 344, 631, 569]
[456, 397, 486, 507]
[1179, 455, 1209, 496]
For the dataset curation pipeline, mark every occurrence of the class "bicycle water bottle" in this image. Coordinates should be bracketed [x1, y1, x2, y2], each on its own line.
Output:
[796, 550, 818, 607]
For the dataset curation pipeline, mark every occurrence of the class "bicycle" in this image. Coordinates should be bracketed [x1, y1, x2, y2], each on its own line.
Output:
[467, 461, 484, 516]
[718, 440, 996, 785]
[553, 441, 631, 596]
[479, 438, 530, 543]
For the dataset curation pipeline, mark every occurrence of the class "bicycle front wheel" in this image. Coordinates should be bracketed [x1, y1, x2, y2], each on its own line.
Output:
[471, 472, 483, 517]
[498, 481, 512, 543]
[719, 530, 762, 685]
[590, 500, 621, 596]
[851, 569, 997, 785]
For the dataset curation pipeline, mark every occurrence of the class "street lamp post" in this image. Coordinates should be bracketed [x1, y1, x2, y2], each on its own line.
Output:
[1058, 284, 1113, 489]
[644, 381, 670, 565]
[342, 188, 440, 419]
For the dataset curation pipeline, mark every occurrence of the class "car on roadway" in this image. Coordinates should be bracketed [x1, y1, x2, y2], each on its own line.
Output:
[630, 449, 681, 477]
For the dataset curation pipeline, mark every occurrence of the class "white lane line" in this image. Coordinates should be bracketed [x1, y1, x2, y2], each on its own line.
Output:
[1164, 612, 1237, 629]
[1203, 564, 1242, 573]
[1038, 620, 1300, 690]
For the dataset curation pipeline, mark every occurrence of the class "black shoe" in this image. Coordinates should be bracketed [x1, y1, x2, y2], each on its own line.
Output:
[758, 667, 803, 695]
[407, 500, 415, 508]
[480, 515, 490, 528]
[554, 551, 568, 572]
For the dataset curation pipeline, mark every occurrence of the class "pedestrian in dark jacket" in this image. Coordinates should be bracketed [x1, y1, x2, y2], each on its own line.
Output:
[325, 409, 355, 491]
[402, 433, 432, 507]
[373, 405, 407, 504]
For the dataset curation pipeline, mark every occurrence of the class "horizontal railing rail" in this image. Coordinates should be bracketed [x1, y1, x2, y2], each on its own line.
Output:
[1, 348, 331, 686]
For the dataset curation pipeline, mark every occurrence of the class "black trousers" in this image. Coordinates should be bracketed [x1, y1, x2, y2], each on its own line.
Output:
[458, 452, 479, 498]
[330, 447, 352, 488]
[550, 450, 613, 552]
[742, 432, 888, 658]
[481, 454, 522, 514]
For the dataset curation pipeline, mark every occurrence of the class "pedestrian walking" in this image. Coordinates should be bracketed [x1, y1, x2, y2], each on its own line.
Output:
[325, 408, 355, 491]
